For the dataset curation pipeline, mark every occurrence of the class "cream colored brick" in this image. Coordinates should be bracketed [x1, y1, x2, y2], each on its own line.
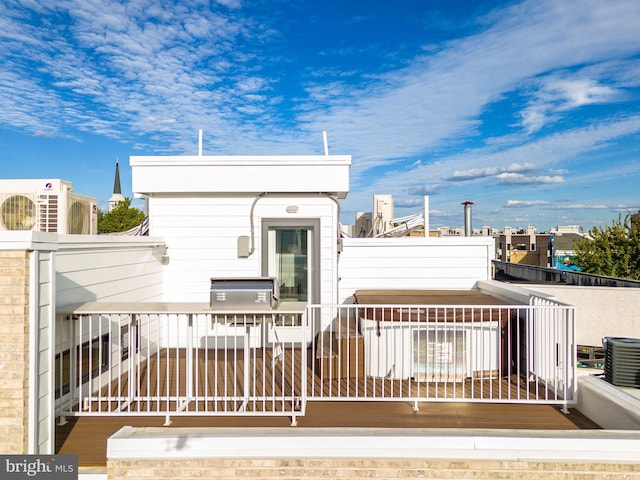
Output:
[0, 251, 29, 456]
[0, 443, 24, 454]
[0, 314, 28, 325]
[0, 261, 26, 270]
[235, 467, 287, 477]
[0, 324, 28, 335]
[0, 304, 28, 315]
[0, 268, 27, 279]
[0, 296, 28, 306]
[274, 458, 303, 468]
[0, 275, 29, 286]
[0, 341, 28, 353]
[104, 458, 640, 480]
[0, 250, 29, 257]
[0, 284, 29, 295]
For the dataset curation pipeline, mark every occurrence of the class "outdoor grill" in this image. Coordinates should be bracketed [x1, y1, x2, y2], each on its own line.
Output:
[210, 277, 279, 310]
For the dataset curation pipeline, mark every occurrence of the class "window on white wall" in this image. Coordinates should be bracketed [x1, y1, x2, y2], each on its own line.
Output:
[55, 333, 110, 399]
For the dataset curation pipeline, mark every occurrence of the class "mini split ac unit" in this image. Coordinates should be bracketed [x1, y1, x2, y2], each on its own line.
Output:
[0, 179, 98, 234]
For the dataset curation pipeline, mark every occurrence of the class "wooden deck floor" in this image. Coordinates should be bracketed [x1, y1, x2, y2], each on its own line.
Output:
[68, 348, 561, 415]
[56, 401, 600, 466]
[57, 347, 598, 466]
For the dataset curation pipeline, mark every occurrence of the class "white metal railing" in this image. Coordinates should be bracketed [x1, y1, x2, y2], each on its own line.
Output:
[56, 309, 310, 425]
[55, 301, 576, 423]
[306, 302, 576, 412]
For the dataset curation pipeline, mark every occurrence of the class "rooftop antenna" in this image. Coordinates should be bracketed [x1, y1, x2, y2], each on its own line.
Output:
[198, 129, 203, 156]
[322, 131, 329, 156]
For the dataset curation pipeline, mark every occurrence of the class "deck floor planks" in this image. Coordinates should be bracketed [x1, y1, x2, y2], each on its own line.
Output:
[56, 400, 601, 467]
[75, 348, 567, 415]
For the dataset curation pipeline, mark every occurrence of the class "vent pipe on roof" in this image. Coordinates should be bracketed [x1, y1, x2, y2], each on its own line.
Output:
[198, 129, 203, 156]
[323, 131, 329, 155]
[462, 201, 473, 237]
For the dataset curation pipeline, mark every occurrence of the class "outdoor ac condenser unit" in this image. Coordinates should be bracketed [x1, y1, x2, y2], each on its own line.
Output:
[0, 179, 98, 234]
[604, 337, 640, 388]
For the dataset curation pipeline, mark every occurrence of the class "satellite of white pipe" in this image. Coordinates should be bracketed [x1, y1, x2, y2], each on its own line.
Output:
[322, 131, 329, 155]
[198, 129, 203, 156]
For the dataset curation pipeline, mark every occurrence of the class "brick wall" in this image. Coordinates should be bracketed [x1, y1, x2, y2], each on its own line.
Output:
[106, 458, 640, 479]
[0, 250, 31, 454]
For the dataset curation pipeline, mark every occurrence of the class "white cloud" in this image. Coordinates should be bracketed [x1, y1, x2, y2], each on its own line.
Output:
[563, 80, 618, 108]
[215, 0, 242, 9]
[520, 108, 549, 134]
[447, 163, 537, 181]
[555, 204, 609, 210]
[506, 200, 550, 208]
[406, 184, 449, 196]
[428, 209, 449, 217]
[496, 173, 564, 185]
[519, 73, 625, 132]
[394, 198, 424, 208]
[612, 205, 640, 212]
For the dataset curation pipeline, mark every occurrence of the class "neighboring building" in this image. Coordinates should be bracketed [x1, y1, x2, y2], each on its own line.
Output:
[495, 226, 584, 269]
[550, 231, 585, 270]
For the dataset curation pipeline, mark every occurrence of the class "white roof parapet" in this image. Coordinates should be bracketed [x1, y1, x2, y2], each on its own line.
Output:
[130, 155, 351, 198]
[108, 426, 640, 463]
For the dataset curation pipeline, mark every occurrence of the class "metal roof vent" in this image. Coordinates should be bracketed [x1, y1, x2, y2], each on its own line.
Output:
[603, 337, 640, 387]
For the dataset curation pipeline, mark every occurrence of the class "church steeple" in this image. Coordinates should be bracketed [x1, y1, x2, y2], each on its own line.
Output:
[113, 158, 122, 195]
[108, 158, 125, 211]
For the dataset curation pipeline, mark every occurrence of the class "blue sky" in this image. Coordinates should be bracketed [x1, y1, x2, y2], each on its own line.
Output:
[1, 0, 639, 232]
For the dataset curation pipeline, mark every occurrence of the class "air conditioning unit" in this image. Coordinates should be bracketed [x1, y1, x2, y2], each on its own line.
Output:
[0, 179, 98, 234]
[604, 337, 640, 388]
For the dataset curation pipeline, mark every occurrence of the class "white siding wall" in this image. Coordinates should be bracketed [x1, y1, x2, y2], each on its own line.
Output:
[55, 236, 166, 307]
[338, 237, 495, 303]
[54, 235, 166, 373]
[51, 237, 166, 435]
[149, 194, 339, 305]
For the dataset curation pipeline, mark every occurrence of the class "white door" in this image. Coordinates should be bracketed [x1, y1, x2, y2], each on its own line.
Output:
[267, 226, 314, 303]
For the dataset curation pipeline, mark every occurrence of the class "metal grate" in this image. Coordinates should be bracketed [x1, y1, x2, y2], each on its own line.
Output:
[38, 193, 59, 232]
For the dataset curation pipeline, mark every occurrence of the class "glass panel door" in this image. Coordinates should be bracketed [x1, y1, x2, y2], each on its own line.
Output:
[268, 227, 312, 302]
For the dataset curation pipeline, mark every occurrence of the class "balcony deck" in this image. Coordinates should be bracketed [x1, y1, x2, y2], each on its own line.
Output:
[55, 347, 598, 466]
[56, 401, 600, 466]
[55, 293, 581, 466]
